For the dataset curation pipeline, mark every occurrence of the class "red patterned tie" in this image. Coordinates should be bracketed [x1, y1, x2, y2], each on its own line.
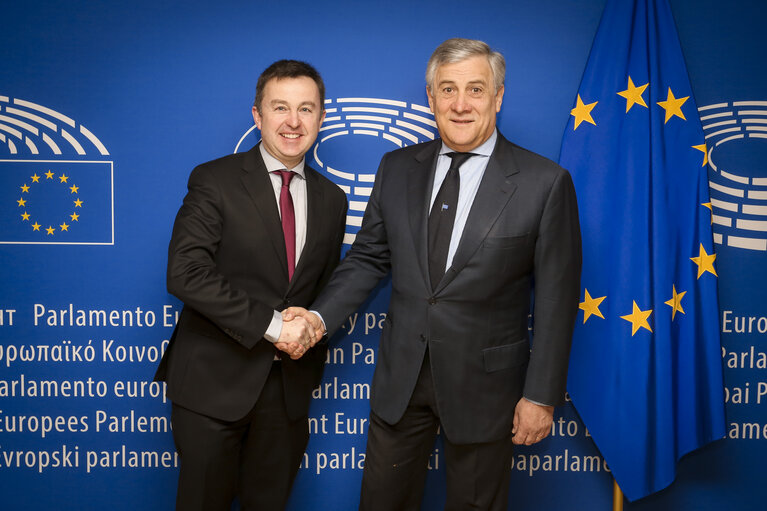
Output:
[273, 170, 296, 280]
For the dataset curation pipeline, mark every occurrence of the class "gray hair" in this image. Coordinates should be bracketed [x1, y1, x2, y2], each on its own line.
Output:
[425, 38, 505, 93]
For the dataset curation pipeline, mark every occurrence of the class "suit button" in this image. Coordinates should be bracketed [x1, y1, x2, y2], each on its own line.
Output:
[428, 298, 437, 305]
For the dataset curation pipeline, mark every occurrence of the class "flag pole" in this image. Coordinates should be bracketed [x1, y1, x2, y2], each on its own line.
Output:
[613, 479, 624, 511]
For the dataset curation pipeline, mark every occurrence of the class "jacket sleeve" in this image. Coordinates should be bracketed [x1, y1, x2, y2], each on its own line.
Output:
[524, 167, 582, 406]
[166, 164, 275, 349]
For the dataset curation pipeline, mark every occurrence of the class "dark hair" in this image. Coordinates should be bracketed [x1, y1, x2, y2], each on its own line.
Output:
[253, 59, 325, 113]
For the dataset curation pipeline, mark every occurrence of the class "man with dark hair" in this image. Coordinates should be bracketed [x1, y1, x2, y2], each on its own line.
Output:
[155, 59, 346, 511]
[287, 38, 581, 509]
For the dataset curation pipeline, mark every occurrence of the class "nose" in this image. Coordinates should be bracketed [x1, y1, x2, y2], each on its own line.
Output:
[286, 110, 300, 128]
[451, 91, 471, 113]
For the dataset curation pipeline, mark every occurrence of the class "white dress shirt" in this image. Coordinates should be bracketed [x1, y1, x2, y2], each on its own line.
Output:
[259, 144, 308, 343]
[429, 130, 498, 273]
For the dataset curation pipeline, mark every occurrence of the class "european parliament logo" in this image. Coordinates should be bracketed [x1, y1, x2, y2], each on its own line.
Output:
[236, 97, 439, 245]
[0, 95, 114, 245]
[701, 100, 767, 252]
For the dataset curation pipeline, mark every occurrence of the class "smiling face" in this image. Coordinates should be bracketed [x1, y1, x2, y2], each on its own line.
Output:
[427, 55, 504, 152]
[252, 76, 325, 168]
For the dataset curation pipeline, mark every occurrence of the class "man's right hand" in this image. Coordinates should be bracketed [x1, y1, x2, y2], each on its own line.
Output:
[282, 307, 325, 345]
[277, 315, 315, 347]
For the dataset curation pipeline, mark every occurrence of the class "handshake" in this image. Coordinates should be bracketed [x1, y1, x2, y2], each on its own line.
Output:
[274, 307, 325, 360]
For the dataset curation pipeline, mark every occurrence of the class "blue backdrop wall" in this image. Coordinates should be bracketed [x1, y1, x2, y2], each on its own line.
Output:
[1, 1, 765, 510]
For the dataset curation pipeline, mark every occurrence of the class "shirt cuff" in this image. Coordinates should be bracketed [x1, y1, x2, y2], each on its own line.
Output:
[263, 310, 283, 343]
[523, 396, 553, 407]
[309, 310, 327, 331]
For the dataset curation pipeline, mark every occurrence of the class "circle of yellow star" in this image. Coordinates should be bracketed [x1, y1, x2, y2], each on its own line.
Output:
[32, 222, 41, 231]
[70, 184, 79, 194]
[664, 285, 687, 321]
[657, 87, 689, 123]
[60, 222, 69, 232]
[46, 226, 55, 235]
[617, 77, 648, 113]
[31, 174, 40, 183]
[45, 170, 54, 179]
[17, 197, 27, 207]
[21, 211, 30, 221]
[691, 243, 717, 279]
[74, 198, 83, 207]
[20, 184, 30, 193]
[570, 94, 597, 130]
[579, 289, 606, 323]
[59, 174, 69, 183]
[621, 301, 653, 336]
[70, 212, 80, 221]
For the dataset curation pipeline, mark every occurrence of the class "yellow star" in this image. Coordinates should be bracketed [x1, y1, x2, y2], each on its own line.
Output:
[621, 301, 653, 336]
[570, 94, 597, 130]
[46, 226, 55, 235]
[70, 212, 80, 222]
[21, 211, 30, 221]
[691, 243, 717, 278]
[59, 174, 69, 183]
[74, 198, 83, 207]
[692, 143, 708, 166]
[32, 222, 41, 231]
[45, 170, 54, 179]
[617, 77, 648, 113]
[31, 173, 40, 183]
[60, 222, 69, 232]
[17, 197, 27, 207]
[664, 285, 687, 321]
[70, 184, 79, 194]
[579, 289, 606, 323]
[702, 202, 713, 224]
[657, 87, 689, 123]
[20, 184, 30, 193]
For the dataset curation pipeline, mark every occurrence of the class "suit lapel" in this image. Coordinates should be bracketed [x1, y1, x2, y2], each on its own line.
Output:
[407, 141, 441, 293]
[290, 166, 324, 290]
[434, 135, 519, 293]
[240, 146, 290, 281]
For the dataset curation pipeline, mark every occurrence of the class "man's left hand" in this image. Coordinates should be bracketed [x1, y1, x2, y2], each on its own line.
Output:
[511, 398, 554, 445]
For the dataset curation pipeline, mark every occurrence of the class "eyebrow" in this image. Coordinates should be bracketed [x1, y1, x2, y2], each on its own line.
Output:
[437, 79, 488, 87]
[269, 99, 318, 108]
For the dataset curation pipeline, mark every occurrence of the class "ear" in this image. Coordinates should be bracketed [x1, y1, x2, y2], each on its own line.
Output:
[251, 106, 262, 130]
[426, 85, 435, 112]
[494, 85, 505, 113]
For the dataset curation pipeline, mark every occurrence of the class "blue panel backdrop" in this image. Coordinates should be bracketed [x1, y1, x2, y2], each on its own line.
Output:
[0, 1, 764, 510]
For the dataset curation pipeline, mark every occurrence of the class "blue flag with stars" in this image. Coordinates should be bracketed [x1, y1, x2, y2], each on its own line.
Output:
[559, 0, 725, 501]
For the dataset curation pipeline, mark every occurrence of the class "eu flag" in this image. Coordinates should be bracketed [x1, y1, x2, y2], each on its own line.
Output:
[0, 160, 113, 245]
[559, 0, 725, 501]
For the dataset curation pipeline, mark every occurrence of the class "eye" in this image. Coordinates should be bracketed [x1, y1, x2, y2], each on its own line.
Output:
[469, 87, 483, 96]
[441, 86, 455, 96]
[275, 105, 288, 111]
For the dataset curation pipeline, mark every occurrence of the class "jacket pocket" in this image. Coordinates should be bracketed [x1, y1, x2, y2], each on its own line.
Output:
[482, 339, 530, 373]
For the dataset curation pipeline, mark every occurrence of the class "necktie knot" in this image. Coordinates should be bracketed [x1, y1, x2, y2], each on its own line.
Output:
[273, 169, 295, 187]
[446, 152, 475, 172]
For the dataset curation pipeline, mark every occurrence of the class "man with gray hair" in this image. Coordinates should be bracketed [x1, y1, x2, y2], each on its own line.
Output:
[288, 37, 582, 509]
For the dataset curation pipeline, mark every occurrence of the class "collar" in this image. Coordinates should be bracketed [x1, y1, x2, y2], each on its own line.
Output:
[259, 143, 306, 178]
[439, 129, 498, 157]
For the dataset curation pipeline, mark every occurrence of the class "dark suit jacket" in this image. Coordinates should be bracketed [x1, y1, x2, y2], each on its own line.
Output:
[313, 133, 581, 444]
[155, 144, 347, 422]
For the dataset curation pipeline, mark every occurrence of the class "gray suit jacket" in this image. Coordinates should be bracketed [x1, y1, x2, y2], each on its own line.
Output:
[313, 133, 581, 444]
